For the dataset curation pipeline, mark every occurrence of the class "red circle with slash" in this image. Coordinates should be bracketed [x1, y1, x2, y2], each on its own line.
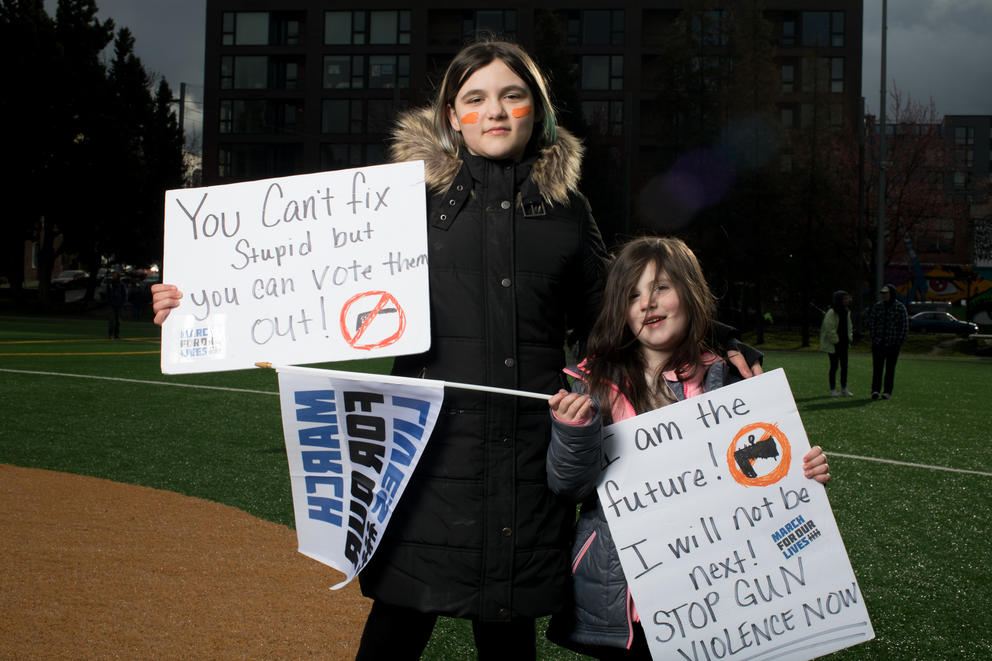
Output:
[339, 291, 407, 350]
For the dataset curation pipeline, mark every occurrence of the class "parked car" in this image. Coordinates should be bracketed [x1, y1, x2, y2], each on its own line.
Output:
[51, 270, 89, 289]
[909, 311, 979, 336]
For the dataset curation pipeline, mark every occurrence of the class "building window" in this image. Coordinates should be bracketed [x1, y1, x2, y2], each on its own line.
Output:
[955, 126, 975, 144]
[320, 143, 387, 171]
[781, 64, 794, 93]
[693, 10, 729, 47]
[954, 126, 975, 168]
[221, 56, 301, 90]
[323, 55, 409, 89]
[325, 11, 355, 44]
[801, 11, 844, 47]
[581, 55, 623, 90]
[221, 55, 267, 90]
[369, 55, 409, 88]
[582, 100, 624, 136]
[219, 102, 233, 134]
[920, 219, 956, 253]
[322, 99, 362, 134]
[641, 10, 673, 48]
[464, 10, 517, 41]
[220, 100, 303, 134]
[780, 106, 794, 128]
[801, 57, 843, 94]
[223, 12, 268, 45]
[271, 13, 303, 46]
[322, 99, 400, 135]
[781, 20, 795, 46]
[222, 12, 303, 46]
[371, 10, 411, 44]
[220, 100, 262, 133]
[564, 10, 624, 45]
[325, 10, 410, 45]
[219, 147, 232, 178]
[830, 103, 843, 127]
[323, 55, 364, 89]
[272, 57, 303, 89]
[830, 11, 845, 47]
[830, 57, 844, 93]
[219, 144, 302, 180]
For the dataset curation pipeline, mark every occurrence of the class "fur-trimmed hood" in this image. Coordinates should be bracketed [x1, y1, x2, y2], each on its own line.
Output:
[388, 107, 584, 206]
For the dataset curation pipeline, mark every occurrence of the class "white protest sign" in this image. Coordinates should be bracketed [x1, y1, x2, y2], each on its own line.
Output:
[160, 161, 429, 374]
[276, 365, 444, 588]
[598, 369, 873, 661]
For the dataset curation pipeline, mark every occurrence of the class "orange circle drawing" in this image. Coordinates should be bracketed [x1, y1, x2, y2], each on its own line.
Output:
[726, 422, 792, 487]
[339, 291, 406, 350]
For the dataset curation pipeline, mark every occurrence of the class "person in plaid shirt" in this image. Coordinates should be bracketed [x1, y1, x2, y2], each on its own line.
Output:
[867, 284, 908, 399]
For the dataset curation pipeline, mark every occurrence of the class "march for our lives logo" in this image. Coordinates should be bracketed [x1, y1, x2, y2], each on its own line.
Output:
[771, 514, 821, 559]
[177, 324, 224, 361]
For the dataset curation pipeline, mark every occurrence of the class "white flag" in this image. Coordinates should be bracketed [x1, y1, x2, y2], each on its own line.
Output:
[276, 366, 444, 588]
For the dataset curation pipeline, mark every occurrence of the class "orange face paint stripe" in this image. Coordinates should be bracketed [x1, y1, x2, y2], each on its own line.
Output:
[511, 106, 533, 118]
[460, 112, 479, 125]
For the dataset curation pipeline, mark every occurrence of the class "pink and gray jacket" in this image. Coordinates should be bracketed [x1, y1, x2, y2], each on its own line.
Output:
[545, 358, 742, 652]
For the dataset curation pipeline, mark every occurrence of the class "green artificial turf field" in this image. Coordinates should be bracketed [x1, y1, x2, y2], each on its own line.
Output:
[1, 314, 989, 660]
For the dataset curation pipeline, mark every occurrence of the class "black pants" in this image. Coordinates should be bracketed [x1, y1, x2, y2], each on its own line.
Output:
[108, 305, 122, 339]
[355, 601, 536, 660]
[828, 345, 849, 390]
[871, 344, 901, 395]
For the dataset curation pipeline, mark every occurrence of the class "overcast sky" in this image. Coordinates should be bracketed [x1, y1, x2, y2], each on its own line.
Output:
[45, 0, 992, 144]
[862, 0, 992, 117]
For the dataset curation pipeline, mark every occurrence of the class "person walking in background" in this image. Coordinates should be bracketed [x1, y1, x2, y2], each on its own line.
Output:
[105, 271, 127, 340]
[868, 283, 908, 400]
[819, 290, 854, 397]
[544, 237, 830, 659]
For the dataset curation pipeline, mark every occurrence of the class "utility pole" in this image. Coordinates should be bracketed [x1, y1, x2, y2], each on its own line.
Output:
[178, 82, 187, 148]
[874, 0, 887, 299]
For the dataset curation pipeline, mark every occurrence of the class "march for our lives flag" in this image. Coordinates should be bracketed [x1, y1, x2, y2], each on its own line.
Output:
[276, 365, 444, 589]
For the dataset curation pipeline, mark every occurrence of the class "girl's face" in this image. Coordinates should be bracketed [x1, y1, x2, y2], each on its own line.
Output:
[447, 59, 535, 162]
[626, 262, 688, 365]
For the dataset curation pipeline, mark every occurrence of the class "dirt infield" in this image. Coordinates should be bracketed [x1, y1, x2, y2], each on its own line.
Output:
[0, 464, 371, 660]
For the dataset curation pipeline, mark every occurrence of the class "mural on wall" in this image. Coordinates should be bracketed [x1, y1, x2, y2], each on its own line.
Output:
[974, 218, 992, 269]
[882, 263, 992, 325]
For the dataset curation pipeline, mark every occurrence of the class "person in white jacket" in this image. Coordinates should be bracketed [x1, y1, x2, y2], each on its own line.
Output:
[819, 290, 854, 397]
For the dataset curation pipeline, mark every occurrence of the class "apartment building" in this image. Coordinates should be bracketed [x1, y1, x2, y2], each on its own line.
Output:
[202, 1, 864, 235]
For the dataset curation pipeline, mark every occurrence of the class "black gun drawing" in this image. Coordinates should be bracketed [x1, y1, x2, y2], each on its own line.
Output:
[733, 435, 780, 478]
[356, 307, 398, 331]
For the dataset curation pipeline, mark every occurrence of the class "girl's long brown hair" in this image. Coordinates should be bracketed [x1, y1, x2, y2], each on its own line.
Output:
[584, 237, 716, 419]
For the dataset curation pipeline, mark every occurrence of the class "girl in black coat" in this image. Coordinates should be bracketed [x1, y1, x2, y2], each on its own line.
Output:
[354, 39, 609, 660]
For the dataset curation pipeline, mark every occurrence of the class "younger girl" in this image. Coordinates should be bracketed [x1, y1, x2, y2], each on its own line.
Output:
[545, 237, 830, 659]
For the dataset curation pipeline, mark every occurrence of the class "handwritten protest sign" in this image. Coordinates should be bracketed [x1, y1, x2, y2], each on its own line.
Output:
[599, 369, 873, 660]
[276, 365, 444, 588]
[159, 161, 429, 374]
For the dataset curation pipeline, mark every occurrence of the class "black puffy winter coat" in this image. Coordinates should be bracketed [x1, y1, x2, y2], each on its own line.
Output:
[357, 108, 609, 621]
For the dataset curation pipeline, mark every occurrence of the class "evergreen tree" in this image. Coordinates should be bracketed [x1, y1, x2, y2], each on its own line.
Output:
[0, 0, 185, 309]
[0, 0, 59, 299]
[38, 0, 114, 306]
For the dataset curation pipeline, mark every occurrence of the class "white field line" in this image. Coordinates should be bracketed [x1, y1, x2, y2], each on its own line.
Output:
[828, 452, 992, 478]
[3, 367, 990, 478]
[0, 367, 276, 396]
